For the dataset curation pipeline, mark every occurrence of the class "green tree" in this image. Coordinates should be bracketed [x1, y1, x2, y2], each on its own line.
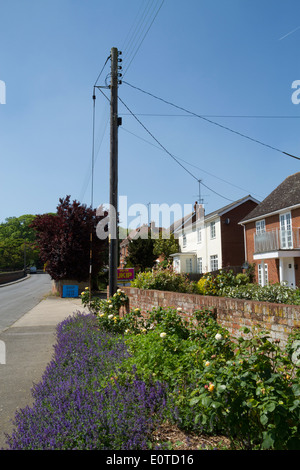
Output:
[126, 232, 156, 272]
[0, 215, 37, 242]
[0, 215, 40, 271]
[153, 232, 179, 260]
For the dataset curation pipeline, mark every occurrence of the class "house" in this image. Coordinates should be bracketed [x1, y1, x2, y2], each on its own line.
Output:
[240, 172, 300, 288]
[119, 222, 161, 268]
[170, 195, 259, 275]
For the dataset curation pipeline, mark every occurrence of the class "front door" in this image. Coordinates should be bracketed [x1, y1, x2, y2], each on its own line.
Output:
[280, 257, 296, 288]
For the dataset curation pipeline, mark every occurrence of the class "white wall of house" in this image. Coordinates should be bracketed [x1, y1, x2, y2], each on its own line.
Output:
[175, 216, 222, 274]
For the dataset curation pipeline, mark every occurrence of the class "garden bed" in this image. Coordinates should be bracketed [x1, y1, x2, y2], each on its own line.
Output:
[5, 289, 300, 451]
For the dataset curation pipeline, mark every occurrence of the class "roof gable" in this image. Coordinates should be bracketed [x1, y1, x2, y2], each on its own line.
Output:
[241, 172, 300, 223]
[174, 195, 258, 233]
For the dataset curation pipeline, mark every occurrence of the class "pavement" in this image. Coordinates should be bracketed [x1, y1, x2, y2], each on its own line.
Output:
[0, 294, 90, 450]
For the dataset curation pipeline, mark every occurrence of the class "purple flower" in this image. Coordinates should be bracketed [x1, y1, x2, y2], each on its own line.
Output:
[4, 313, 168, 450]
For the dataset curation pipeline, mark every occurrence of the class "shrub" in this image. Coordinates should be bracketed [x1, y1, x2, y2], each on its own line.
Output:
[81, 287, 128, 317]
[131, 265, 197, 294]
[223, 283, 300, 305]
[197, 270, 250, 296]
[189, 326, 300, 449]
[108, 304, 300, 450]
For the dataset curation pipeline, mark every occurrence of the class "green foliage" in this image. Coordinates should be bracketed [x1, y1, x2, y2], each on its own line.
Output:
[87, 295, 300, 450]
[153, 233, 179, 260]
[126, 233, 156, 271]
[197, 270, 250, 296]
[0, 214, 37, 242]
[223, 283, 300, 305]
[81, 288, 140, 334]
[131, 267, 300, 306]
[196, 270, 300, 305]
[0, 215, 41, 270]
[131, 265, 197, 293]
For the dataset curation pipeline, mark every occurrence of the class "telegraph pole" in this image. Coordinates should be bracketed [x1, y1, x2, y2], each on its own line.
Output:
[109, 47, 122, 296]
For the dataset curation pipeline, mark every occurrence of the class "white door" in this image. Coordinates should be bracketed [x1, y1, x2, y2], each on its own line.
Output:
[280, 213, 293, 249]
[280, 257, 296, 288]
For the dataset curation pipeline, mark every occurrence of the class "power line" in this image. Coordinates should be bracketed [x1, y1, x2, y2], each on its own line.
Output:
[123, 81, 300, 161]
[94, 56, 110, 87]
[122, 0, 165, 78]
[120, 126, 263, 198]
[118, 95, 234, 202]
[120, 112, 300, 119]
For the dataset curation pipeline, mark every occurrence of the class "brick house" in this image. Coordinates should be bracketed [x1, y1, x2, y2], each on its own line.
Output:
[170, 195, 259, 275]
[240, 172, 300, 288]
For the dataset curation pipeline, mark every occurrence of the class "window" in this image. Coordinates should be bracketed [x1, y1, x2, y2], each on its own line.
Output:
[210, 255, 218, 271]
[173, 258, 180, 273]
[186, 258, 193, 273]
[197, 257, 203, 274]
[258, 263, 268, 286]
[256, 219, 265, 234]
[210, 221, 216, 239]
[182, 233, 187, 248]
[197, 228, 202, 243]
[280, 212, 293, 249]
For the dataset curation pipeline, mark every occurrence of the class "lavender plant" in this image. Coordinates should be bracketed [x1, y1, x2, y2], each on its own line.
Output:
[4, 313, 168, 450]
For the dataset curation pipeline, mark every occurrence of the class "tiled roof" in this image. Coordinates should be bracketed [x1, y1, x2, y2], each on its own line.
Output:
[241, 172, 300, 223]
[175, 195, 258, 232]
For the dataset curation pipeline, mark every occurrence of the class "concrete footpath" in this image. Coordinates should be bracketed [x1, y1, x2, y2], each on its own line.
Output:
[0, 296, 89, 449]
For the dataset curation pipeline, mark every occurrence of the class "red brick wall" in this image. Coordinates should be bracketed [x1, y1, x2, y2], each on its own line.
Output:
[120, 287, 300, 347]
[221, 199, 258, 268]
[244, 209, 300, 284]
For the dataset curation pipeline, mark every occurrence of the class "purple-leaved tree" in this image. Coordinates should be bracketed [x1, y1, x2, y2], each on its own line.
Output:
[31, 196, 108, 282]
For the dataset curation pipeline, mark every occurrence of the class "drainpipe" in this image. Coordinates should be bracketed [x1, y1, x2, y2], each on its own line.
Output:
[241, 223, 247, 263]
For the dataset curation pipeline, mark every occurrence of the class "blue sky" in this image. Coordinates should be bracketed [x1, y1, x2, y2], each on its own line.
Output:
[1, 0, 300, 226]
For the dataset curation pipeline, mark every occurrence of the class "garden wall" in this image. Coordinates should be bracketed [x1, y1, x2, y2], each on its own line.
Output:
[0, 270, 25, 285]
[121, 287, 300, 347]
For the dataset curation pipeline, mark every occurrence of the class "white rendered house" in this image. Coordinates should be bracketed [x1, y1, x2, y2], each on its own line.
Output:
[170, 196, 259, 275]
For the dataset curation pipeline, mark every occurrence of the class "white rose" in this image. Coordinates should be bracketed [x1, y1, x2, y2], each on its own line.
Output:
[215, 333, 222, 341]
[160, 332, 167, 338]
[108, 314, 114, 319]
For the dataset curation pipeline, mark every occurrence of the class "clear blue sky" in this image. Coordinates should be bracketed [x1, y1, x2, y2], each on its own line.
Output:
[1, 0, 300, 226]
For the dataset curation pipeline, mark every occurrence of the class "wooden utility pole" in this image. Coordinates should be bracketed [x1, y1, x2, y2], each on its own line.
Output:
[109, 47, 121, 296]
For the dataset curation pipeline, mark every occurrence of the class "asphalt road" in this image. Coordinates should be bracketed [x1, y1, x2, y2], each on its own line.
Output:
[0, 274, 52, 333]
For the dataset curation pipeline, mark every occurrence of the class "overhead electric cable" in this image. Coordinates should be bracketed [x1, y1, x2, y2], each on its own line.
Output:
[94, 56, 110, 87]
[123, 0, 165, 77]
[120, 113, 300, 119]
[118, 94, 234, 202]
[120, 126, 263, 198]
[123, 81, 300, 161]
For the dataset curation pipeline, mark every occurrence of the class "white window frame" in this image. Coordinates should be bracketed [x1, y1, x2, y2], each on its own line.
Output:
[186, 258, 193, 273]
[197, 228, 202, 243]
[182, 233, 187, 248]
[280, 212, 293, 249]
[258, 263, 268, 286]
[210, 254, 218, 271]
[197, 257, 203, 274]
[210, 221, 216, 239]
[256, 219, 265, 234]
